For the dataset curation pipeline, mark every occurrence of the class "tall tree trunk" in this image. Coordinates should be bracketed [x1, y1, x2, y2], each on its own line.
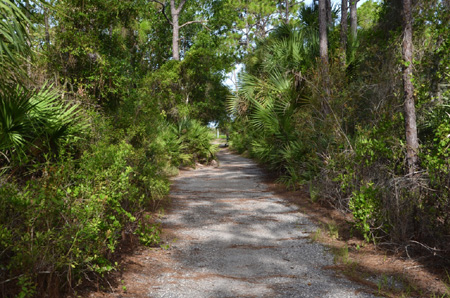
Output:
[44, 8, 50, 51]
[44, 6, 51, 74]
[326, 0, 332, 26]
[340, 0, 348, 64]
[170, 0, 182, 61]
[25, 0, 32, 78]
[402, 0, 419, 175]
[285, 0, 290, 24]
[319, 0, 330, 114]
[245, 11, 250, 51]
[350, 0, 357, 41]
[319, 0, 328, 63]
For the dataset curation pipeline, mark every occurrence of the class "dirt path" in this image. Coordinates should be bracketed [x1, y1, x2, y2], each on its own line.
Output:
[93, 149, 377, 297]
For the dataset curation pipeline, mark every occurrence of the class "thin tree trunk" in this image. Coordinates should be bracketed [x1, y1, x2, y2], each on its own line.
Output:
[170, 0, 181, 61]
[326, 0, 332, 25]
[25, 0, 32, 78]
[172, 14, 180, 60]
[285, 0, 290, 24]
[153, 0, 205, 60]
[319, 0, 330, 114]
[44, 7, 50, 51]
[350, 0, 357, 41]
[44, 6, 51, 75]
[319, 0, 328, 63]
[245, 13, 250, 51]
[402, 0, 419, 175]
[340, 0, 348, 64]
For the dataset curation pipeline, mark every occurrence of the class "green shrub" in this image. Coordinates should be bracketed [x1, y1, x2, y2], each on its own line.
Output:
[135, 216, 162, 247]
[0, 84, 85, 164]
[349, 182, 381, 243]
[176, 119, 218, 164]
[0, 119, 172, 296]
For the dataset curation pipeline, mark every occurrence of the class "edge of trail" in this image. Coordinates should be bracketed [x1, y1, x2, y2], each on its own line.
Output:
[85, 146, 448, 298]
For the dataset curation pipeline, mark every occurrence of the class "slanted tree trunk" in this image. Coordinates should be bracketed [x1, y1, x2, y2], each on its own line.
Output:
[350, 0, 357, 41]
[340, 0, 348, 64]
[402, 0, 419, 175]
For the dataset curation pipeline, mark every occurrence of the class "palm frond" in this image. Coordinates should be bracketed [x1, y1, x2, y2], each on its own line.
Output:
[0, 0, 32, 69]
[0, 83, 87, 160]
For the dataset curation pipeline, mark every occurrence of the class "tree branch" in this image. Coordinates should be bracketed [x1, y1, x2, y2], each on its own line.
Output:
[176, 0, 187, 14]
[151, 0, 172, 25]
[290, 1, 305, 7]
[179, 20, 207, 29]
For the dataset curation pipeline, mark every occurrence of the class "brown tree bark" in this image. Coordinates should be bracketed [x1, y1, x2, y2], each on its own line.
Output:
[326, 0, 332, 26]
[152, 0, 205, 61]
[319, 0, 330, 114]
[350, 0, 357, 41]
[285, 0, 290, 24]
[170, 0, 184, 61]
[44, 7, 50, 51]
[340, 0, 348, 64]
[319, 0, 328, 63]
[402, 0, 419, 175]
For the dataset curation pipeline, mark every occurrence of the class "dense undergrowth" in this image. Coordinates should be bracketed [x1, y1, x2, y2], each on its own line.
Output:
[3, 0, 450, 296]
[229, 1, 450, 258]
[0, 0, 227, 295]
[0, 3, 219, 296]
[0, 87, 218, 297]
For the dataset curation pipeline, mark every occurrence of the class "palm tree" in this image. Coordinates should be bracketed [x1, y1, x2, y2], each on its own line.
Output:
[0, 1, 86, 167]
[228, 23, 319, 187]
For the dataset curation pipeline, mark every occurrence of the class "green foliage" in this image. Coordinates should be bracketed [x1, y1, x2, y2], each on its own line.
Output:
[0, 0, 226, 296]
[17, 275, 36, 298]
[135, 217, 161, 247]
[357, 0, 381, 31]
[176, 119, 218, 164]
[0, 0, 31, 84]
[0, 116, 163, 295]
[6, 0, 450, 295]
[144, 48, 231, 124]
[0, 87, 220, 294]
[0, 84, 85, 164]
[1, 139, 138, 286]
[49, 0, 142, 105]
[229, 23, 319, 188]
[349, 182, 380, 243]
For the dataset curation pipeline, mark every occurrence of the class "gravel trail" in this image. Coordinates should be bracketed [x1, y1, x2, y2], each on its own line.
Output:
[101, 149, 376, 298]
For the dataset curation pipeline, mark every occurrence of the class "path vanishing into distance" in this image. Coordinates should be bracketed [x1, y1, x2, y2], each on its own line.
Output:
[93, 147, 376, 298]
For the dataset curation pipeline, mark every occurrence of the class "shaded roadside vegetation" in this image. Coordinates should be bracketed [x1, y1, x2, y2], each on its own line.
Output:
[229, 0, 450, 276]
[3, 0, 450, 296]
[0, 1, 223, 296]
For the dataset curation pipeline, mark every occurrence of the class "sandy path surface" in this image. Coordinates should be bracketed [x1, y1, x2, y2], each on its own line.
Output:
[95, 149, 376, 298]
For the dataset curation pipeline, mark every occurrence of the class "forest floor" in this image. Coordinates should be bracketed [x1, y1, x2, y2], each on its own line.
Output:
[87, 144, 449, 298]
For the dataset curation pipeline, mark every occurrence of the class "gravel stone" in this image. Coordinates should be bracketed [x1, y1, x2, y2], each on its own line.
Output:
[147, 149, 377, 297]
